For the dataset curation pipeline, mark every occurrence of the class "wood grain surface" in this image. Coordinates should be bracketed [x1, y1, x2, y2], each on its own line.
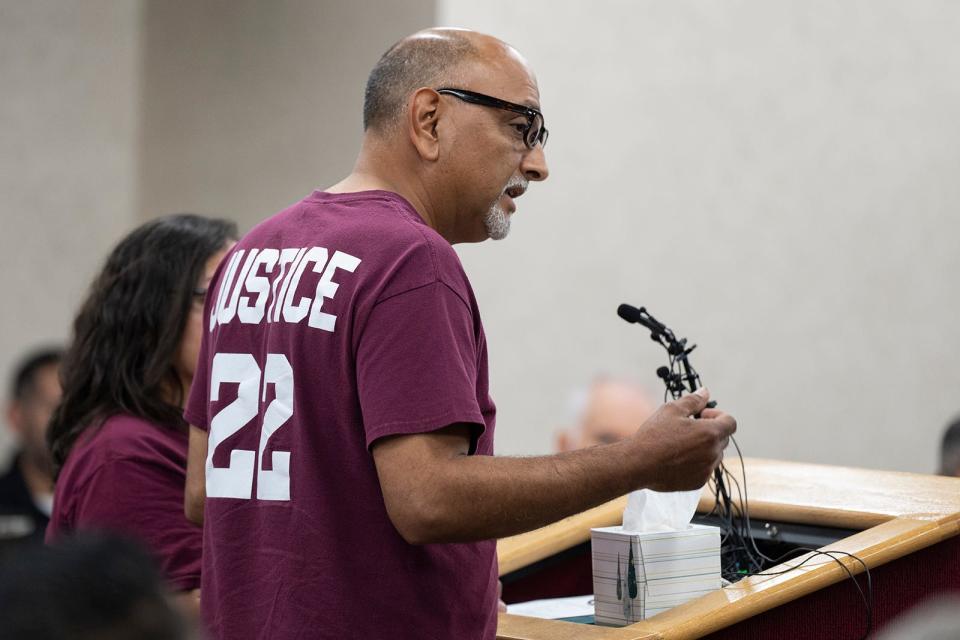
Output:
[495, 458, 960, 640]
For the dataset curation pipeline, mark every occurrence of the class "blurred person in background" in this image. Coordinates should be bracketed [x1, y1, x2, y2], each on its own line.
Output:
[46, 214, 236, 618]
[555, 377, 657, 452]
[0, 348, 63, 546]
[938, 415, 960, 476]
[0, 531, 193, 640]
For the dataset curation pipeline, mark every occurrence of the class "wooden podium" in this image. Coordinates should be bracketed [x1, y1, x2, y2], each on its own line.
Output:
[496, 458, 960, 639]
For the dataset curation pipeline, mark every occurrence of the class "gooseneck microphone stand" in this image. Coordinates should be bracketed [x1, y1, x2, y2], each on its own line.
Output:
[617, 304, 737, 572]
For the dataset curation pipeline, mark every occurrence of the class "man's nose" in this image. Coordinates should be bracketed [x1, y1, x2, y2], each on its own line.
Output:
[521, 144, 549, 182]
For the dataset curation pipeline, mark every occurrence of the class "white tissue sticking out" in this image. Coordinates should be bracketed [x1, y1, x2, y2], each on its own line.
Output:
[622, 487, 702, 533]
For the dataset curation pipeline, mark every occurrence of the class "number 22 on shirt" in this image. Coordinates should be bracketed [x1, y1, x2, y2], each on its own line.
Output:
[206, 352, 293, 501]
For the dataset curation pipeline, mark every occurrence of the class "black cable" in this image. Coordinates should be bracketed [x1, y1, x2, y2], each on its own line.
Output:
[725, 436, 874, 639]
[749, 548, 873, 639]
[619, 304, 874, 639]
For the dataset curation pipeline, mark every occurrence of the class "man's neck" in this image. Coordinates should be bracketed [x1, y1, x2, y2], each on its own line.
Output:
[18, 454, 53, 500]
[326, 139, 455, 242]
[326, 169, 458, 242]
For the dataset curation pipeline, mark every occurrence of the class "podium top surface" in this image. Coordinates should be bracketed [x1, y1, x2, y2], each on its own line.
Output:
[496, 457, 960, 640]
[697, 457, 960, 527]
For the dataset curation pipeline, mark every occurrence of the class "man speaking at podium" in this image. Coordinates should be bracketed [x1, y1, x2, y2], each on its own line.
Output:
[184, 28, 737, 640]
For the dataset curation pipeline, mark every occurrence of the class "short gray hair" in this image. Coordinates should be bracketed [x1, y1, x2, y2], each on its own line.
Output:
[363, 33, 479, 132]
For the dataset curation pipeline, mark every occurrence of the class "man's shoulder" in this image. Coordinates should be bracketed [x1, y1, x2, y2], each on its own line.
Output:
[247, 190, 435, 243]
[240, 190, 468, 301]
[0, 454, 28, 502]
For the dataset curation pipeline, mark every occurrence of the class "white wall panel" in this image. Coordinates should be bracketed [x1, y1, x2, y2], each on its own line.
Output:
[0, 0, 142, 458]
[441, 1, 960, 472]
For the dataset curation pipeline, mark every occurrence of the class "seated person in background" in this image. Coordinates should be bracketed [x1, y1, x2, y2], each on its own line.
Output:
[0, 348, 62, 546]
[938, 416, 960, 476]
[46, 214, 236, 616]
[0, 532, 192, 640]
[555, 377, 657, 452]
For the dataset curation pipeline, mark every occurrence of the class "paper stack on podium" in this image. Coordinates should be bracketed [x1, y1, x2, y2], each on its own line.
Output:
[591, 524, 721, 626]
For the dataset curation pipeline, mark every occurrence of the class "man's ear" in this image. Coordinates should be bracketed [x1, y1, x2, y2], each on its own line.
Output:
[408, 88, 442, 161]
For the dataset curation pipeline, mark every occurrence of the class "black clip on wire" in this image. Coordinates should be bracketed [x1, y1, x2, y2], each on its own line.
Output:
[616, 304, 716, 410]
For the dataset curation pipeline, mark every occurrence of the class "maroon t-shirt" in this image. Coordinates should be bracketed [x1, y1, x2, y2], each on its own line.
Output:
[46, 414, 202, 591]
[184, 191, 498, 640]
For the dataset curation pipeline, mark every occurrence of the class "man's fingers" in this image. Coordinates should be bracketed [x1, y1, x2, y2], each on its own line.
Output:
[708, 413, 737, 437]
[719, 435, 730, 453]
[669, 388, 710, 417]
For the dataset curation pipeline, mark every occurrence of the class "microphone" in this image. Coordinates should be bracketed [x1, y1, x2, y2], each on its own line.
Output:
[616, 303, 642, 324]
[617, 304, 667, 336]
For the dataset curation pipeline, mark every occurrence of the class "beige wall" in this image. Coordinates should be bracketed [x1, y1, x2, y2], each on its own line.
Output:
[5, 1, 958, 475]
[0, 0, 142, 456]
[139, 0, 434, 232]
[441, 1, 960, 472]
[0, 0, 433, 459]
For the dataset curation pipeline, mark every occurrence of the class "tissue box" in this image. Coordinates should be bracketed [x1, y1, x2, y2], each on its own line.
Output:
[591, 524, 721, 626]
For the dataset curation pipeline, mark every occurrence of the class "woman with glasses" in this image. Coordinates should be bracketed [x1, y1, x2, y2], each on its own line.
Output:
[46, 213, 236, 616]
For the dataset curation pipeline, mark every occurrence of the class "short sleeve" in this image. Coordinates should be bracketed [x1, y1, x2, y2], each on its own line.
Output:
[357, 281, 485, 450]
[184, 313, 214, 431]
[71, 458, 202, 592]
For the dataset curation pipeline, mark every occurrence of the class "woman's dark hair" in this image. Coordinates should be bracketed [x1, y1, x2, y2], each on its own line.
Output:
[48, 214, 237, 474]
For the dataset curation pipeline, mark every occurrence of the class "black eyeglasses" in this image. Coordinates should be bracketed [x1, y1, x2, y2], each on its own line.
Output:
[436, 88, 549, 149]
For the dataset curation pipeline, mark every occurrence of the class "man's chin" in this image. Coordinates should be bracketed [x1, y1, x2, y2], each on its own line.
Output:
[487, 226, 510, 241]
[483, 209, 511, 241]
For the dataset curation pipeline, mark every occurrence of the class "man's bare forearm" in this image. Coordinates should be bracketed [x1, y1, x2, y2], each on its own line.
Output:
[410, 441, 648, 543]
[374, 392, 735, 545]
